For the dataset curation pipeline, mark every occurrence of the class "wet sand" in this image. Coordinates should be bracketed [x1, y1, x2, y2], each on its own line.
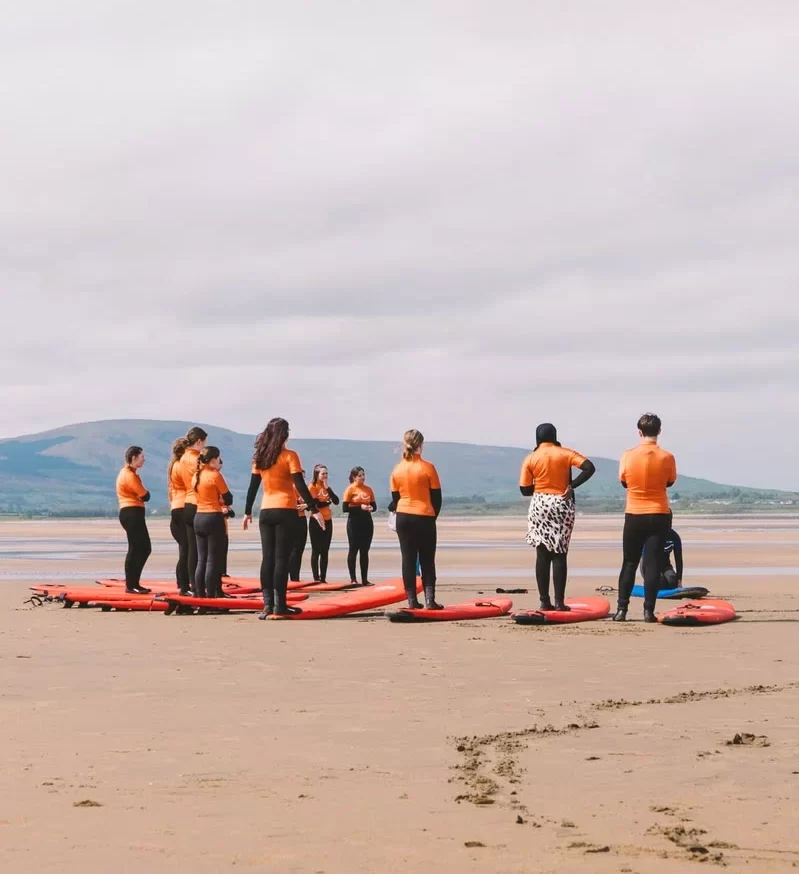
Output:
[1, 515, 798, 873]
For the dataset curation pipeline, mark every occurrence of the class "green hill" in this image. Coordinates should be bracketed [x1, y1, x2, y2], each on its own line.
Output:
[0, 419, 792, 515]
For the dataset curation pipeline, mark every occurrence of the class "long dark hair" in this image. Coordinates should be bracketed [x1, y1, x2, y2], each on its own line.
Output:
[125, 446, 143, 465]
[311, 464, 327, 485]
[168, 437, 187, 478]
[185, 426, 208, 447]
[253, 418, 289, 470]
[349, 466, 364, 483]
[194, 446, 221, 493]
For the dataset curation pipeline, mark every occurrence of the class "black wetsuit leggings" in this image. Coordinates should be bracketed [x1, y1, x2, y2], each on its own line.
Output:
[221, 530, 229, 577]
[347, 514, 374, 583]
[170, 507, 190, 593]
[535, 546, 568, 605]
[194, 512, 227, 599]
[618, 513, 671, 611]
[119, 507, 151, 591]
[289, 514, 308, 582]
[396, 513, 436, 595]
[183, 502, 198, 591]
[309, 517, 333, 581]
[259, 508, 296, 610]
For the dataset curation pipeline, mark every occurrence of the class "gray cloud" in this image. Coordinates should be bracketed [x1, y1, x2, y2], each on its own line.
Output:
[2, 1, 798, 489]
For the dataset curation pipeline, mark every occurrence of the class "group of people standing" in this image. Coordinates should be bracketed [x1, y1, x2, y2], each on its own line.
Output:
[518, 412, 678, 621]
[115, 412, 678, 621]
[115, 420, 440, 615]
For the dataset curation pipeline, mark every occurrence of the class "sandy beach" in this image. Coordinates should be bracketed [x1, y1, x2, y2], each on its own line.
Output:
[1, 515, 798, 873]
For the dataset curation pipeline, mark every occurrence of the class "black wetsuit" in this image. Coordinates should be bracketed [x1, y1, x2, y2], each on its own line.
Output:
[119, 503, 151, 592]
[289, 513, 308, 582]
[344, 500, 376, 584]
[246, 473, 319, 612]
[195, 512, 228, 599]
[618, 513, 671, 611]
[390, 489, 442, 604]
[641, 528, 683, 588]
[309, 487, 338, 582]
[183, 502, 198, 592]
[170, 508, 190, 594]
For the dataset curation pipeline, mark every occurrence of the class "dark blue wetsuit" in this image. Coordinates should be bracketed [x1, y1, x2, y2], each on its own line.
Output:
[641, 528, 683, 588]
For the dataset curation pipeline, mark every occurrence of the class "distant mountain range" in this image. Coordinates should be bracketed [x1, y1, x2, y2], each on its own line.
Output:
[0, 419, 786, 516]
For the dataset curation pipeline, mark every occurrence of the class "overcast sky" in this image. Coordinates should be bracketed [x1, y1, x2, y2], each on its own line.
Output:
[2, 2, 797, 489]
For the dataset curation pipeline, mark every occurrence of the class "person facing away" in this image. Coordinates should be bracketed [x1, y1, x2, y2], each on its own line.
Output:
[243, 417, 322, 617]
[116, 445, 152, 594]
[518, 423, 595, 611]
[388, 429, 443, 609]
[613, 413, 677, 622]
[193, 446, 233, 601]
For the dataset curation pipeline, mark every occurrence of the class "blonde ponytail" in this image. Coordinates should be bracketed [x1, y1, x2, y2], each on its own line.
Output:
[402, 429, 424, 460]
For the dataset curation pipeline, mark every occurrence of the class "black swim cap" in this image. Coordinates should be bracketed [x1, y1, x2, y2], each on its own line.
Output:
[535, 423, 558, 448]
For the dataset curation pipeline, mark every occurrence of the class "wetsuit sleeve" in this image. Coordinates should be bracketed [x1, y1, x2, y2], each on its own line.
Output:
[388, 490, 401, 513]
[342, 502, 352, 513]
[672, 530, 683, 581]
[430, 488, 442, 517]
[292, 473, 319, 512]
[667, 453, 677, 488]
[519, 484, 535, 497]
[141, 490, 151, 503]
[571, 459, 596, 490]
[328, 487, 339, 506]
[216, 473, 233, 506]
[244, 473, 261, 515]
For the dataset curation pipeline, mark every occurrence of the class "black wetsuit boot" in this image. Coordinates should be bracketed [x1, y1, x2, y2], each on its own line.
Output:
[424, 585, 443, 610]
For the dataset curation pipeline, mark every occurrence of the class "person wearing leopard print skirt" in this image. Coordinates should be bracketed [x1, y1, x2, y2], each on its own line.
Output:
[519, 424, 595, 611]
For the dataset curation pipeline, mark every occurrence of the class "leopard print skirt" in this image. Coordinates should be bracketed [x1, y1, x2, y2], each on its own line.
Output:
[525, 493, 576, 553]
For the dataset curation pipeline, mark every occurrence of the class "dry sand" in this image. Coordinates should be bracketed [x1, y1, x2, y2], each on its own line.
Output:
[1, 515, 798, 873]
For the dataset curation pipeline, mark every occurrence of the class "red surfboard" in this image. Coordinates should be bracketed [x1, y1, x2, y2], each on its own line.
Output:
[35, 588, 305, 609]
[96, 578, 264, 595]
[96, 599, 169, 612]
[31, 586, 171, 602]
[268, 578, 421, 620]
[159, 593, 309, 613]
[167, 576, 356, 593]
[659, 599, 737, 626]
[513, 596, 611, 625]
[387, 598, 513, 623]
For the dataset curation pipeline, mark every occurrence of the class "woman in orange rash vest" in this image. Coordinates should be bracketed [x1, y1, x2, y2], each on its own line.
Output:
[518, 423, 595, 611]
[116, 445, 152, 594]
[167, 438, 191, 594]
[388, 429, 442, 610]
[193, 446, 233, 600]
[243, 418, 322, 617]
[308, 464, 339, 582]
[175, 426, 208, 594]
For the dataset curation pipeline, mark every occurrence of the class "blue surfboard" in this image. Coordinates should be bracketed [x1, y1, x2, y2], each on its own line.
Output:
[631, 584, 709, 600]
